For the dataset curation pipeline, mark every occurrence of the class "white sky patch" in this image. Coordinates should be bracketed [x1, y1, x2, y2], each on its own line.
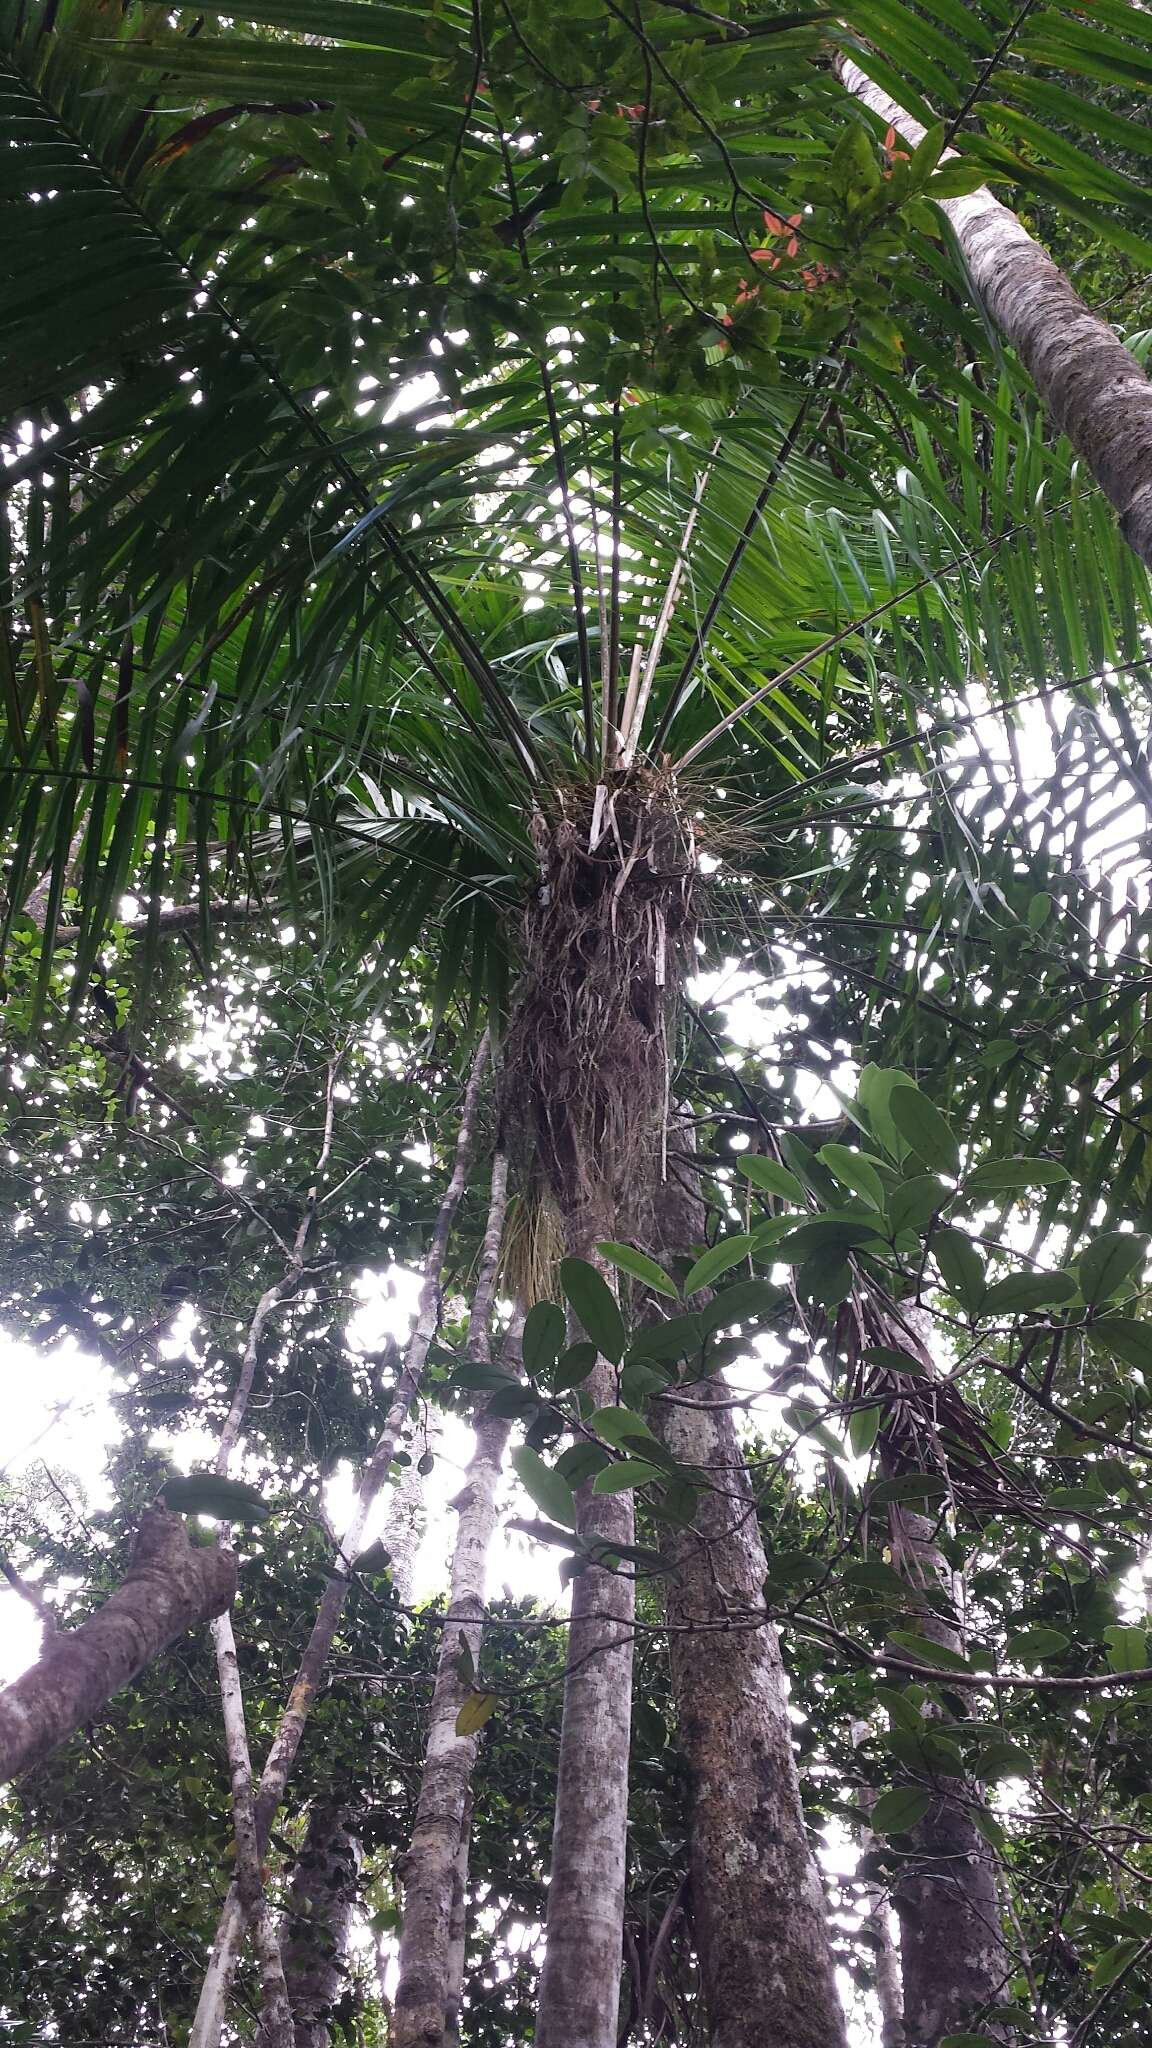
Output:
[0, 1336, 117, 1683]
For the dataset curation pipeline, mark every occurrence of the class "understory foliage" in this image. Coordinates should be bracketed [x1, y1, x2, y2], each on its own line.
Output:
[7, 0, 1152, 2043]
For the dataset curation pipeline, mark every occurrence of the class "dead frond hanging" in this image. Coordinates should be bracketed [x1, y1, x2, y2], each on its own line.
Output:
[505, 765, 697, 1237]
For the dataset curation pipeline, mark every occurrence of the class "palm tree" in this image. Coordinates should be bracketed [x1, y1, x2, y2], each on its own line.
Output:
[8, 4, 1152, 2043]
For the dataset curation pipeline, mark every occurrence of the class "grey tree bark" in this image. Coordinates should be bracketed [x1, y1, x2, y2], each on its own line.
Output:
[264, 1801, 362, 2048]
[535, 1208, 636, 2048]
[392, 1153, 513, 2048]
[648, 1155, 849, 2048]
[886, 1497, 1008, 2047]
[837, 57, 1152, 568]
[0, 1508, 236, 1783]
[851, 1719, 905, 2048]
[863, 1301, 1009, 2045]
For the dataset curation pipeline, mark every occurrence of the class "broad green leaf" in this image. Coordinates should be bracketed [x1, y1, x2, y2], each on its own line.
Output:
[452, 1362, 518, 1391]
[933, 1227, 986, 1311]
[161, 1473, 270, 1523]
[592, 1459, 666, 1494]
[968, 1741, 1033, 1781]
[889, 1083, 960, 1176]
[856, 1066, 913, 1162]
[511, 1446, 577, 1531]
[700, 1279, 785, 1337]
[888, 1631, 973, 1673]
[966, 1156, 1070, 1192]
[739, 1155, 805, 1203]
[1103, 1624, 1149, 1674]
[818, 1143, 887, 1211]
[864, 1344, 931, 1378]
[1079, 1232, 1148, 1304]
[784, 1400, 845, 1459]
[772, 1216, 887, 1262]
[683, 1234, 754, 1295]
[849, 1405, 883, 1458]
[870, 1473, 949, 1507]
[1006, 1627, 1070, 1663]
[844, 1560, 917, 1600]
[455, 1691, 497, 1737]
[484, 1384, 539, 1421]
[1089, 1317, 1152, 1372]
[551, 1341, 600, 1392]
[628, 1313, 704, 1362]
[353, 1540, 392, 1577]
[875, 1684, 927, 1732]
[555, 1442, 612, 1488]
[750, 1214, 803, 1253]
[983, 1269, 1076, 1313]
[589, 1405, 656, 1449]
[559, 1257, 627, 1363]
[1091, 1939, 1144, 1987]
[596, 1242, 678, 1298]
[972, 1808, 1007, 1853]
[522, 1299, 566, 1378]
[889, 1174, 949, 1235]
[870, 1784, 932, 1834]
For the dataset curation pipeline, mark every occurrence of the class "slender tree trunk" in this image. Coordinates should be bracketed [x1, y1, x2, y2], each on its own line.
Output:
[535, 1207, 636, 2048]
[514, 788, 691, 2048]
[260, 1363, 436, 2048]
[217, 1609, 295, 2048]
[648, 1152, 848, 2048]
[212, 1055, 345, 2043]
[0, 1509, 236, 1783]
[851, 1720, 905, 2048]
[885, 1498, 1008, 2047]
[861, 1300, 1008, 2045]
[262, 1801, 362, 2048]
[190, 1035, 489, 2048]
[443, 1789, 471, 2044]
[837, 57, 1152, 567]
[393, 1154, 513, 2048]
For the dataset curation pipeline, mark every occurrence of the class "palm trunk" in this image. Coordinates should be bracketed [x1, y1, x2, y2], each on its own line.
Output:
[392, 1154, 513, 2048]
[535, 1214, 636, 2048]
[511, 784, 692, 2048]
[837, 57, 1152, 567]
[0, 1509, 236, 1783]
[886, 1498, 1007, 2047]
[649, 1153, 848, 2048]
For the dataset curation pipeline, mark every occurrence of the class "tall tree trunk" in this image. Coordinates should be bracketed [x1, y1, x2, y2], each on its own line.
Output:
[535, 1213, 636, 2048]
[191, 1035, 489, 2048]
[648, 1151, 849, 2048]
[851, 1720, 905, 2048]
[861, 1299, 1009, 2046]
[393, 1154, 513, 2048]
[259, 1360, 436, 2048]
[512, 785, 692, 2048]
[837, 57, 1152, 567]
[266, 1802, 362, 2048]
[0, 1509, 236, 1783]
[885, 1497, 1008, 2047]
[214, 1059, 345, 2046]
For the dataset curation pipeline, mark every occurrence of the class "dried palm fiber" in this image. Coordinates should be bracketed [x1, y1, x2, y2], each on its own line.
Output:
[498, 1170, 564, 1311]
[504, 766, 696, 1242]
